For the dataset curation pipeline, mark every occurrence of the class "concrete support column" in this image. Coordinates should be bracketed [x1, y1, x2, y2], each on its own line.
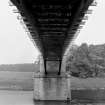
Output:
[34, 74, 71, 101]
[34, 55, 71, 101]
[39, 55, 44, 74]
[61, 55, 67, 73]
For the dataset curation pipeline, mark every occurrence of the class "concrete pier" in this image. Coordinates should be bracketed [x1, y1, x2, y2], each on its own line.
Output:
[33, 73, 71, 101]
[33, 56, 71, 101]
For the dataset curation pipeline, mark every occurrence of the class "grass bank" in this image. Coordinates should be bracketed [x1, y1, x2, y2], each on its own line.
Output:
[71, 76, 105, 89]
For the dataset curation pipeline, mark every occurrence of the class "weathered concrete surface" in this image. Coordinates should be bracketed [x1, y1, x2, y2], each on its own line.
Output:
[39, 55, 67, 74]
[34, 55, 71, 101]
[33, 73, 71, 101]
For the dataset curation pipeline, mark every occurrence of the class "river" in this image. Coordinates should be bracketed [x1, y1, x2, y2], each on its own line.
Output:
[0, 90, 105, 105]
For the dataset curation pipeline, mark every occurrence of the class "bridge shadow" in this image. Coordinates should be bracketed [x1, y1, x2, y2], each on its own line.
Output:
[33, 100, 105, 105]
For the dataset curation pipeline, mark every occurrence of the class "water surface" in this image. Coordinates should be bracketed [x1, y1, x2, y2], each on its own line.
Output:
[0, 90, 105, 105]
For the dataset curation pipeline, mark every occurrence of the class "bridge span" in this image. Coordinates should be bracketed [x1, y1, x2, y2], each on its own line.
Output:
[10, 0, 95, 101]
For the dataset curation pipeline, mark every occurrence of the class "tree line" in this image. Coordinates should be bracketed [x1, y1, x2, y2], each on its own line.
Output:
[66, 43, 105, 78]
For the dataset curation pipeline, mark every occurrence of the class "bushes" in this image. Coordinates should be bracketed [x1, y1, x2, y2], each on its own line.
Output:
[66, 43, 105, 78]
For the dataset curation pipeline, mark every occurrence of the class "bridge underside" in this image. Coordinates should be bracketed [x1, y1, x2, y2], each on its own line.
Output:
[11, 0, 94, 74]
[10, 0, 95, 101]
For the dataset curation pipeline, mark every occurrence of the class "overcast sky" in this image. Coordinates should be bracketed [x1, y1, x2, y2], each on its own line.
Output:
[0, 0, 104, 64]
[75, 0, 105, 45]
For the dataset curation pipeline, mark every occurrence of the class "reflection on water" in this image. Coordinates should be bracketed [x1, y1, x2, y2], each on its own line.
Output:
[35, 101, 70, 105]
[34, 100, 105, 105]
[72, 90, 105, 101]
[0, 90, 105, 105]
[0, 90, 34, 105]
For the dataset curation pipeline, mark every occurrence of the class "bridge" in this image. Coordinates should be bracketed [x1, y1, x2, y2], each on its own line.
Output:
[10, 0, 96, 101]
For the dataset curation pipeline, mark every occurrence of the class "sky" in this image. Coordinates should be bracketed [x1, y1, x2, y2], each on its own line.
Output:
[75, 0, 105, 45]
[0, 0, 104, 64]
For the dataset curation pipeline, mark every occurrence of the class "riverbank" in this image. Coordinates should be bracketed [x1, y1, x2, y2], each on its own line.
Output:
[0, 71, 105, 90]
[0, 72, 105, 102]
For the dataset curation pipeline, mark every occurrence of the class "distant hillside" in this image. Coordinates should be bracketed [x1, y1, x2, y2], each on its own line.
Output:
[0, 63, 39, 72]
